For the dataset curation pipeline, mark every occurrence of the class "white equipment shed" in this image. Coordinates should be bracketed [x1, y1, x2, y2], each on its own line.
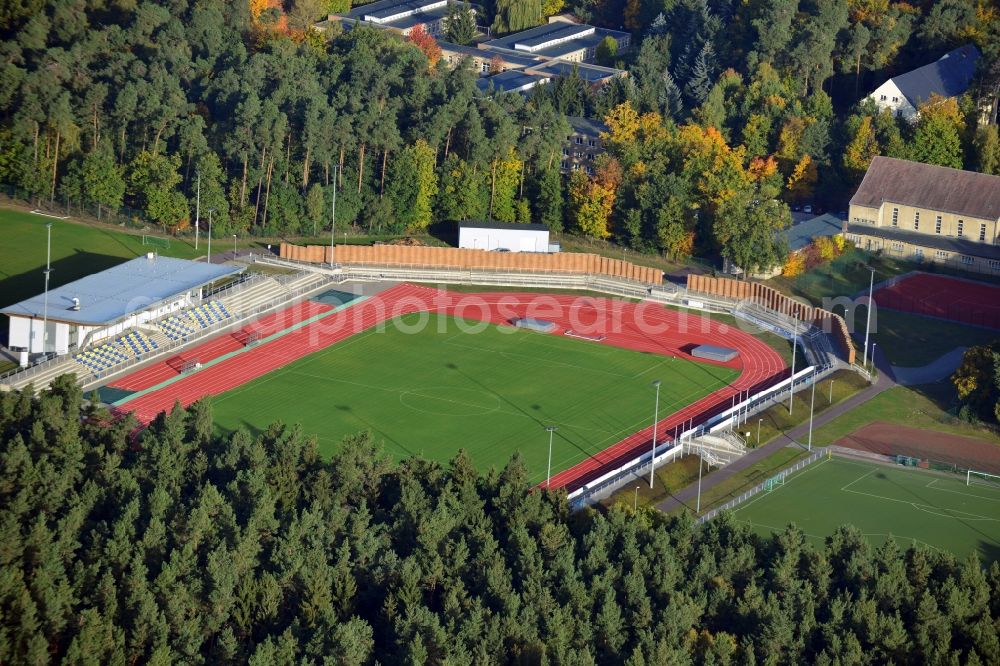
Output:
[458, 222, 551, 253]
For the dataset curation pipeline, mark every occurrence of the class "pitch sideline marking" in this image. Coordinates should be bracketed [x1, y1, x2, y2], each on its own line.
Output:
[736, 519, 944, 552]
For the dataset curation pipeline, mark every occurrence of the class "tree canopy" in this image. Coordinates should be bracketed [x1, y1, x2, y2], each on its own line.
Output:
[0, 0, 998, 269]
[1, 378, 999, 663]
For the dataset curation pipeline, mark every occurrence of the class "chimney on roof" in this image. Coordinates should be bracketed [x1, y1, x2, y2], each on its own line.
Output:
[70, 297, 80, 311]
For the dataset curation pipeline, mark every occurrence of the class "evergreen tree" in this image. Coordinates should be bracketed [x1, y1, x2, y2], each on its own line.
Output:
[445, 2, 477, 45]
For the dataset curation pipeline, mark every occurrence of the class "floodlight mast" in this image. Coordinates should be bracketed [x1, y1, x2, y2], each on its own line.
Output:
[649, 380, 661, 489]
[41, 223, 53, 355]
[206, 209, 215, 264]
[545, 426, 558, 489]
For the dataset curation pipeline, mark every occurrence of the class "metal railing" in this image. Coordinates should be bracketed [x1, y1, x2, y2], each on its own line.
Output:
[696, 448, 828, 523]
[0, 351, 67, 387]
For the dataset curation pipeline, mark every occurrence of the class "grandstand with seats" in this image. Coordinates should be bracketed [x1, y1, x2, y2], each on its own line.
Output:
[2, 254, 241, 360]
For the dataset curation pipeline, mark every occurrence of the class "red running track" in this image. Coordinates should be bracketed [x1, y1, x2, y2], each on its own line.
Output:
[115, 283, 786, 491]
[110, 300, 333, 391]
[874, 273, 1000, 330]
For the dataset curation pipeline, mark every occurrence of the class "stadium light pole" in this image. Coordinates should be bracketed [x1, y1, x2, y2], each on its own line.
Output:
[634, 486, 639, 511]
[808, 373, 816, 451]
[649, 380, 661, 489]
[696, 442, 704, 514]
[206, 209, 215, 264]
[194, 170, 200, 250]
[757, 418, 763, 446]
[232, 234, 237, 258]
[545, 426, 558, 489]
[41, 222, 52, 355]
[829, 379, 834, 404]
[330, 166, 339, 267]
[788, 327, 797, 414]
[862, 267, 874, 369]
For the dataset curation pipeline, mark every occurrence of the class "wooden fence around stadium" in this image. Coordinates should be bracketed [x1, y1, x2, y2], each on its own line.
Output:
[279, 243, 663, 285]
[686, 274, 857, 365]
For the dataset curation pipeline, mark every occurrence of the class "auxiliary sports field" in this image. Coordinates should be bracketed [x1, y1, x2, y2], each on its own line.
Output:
[109, 284, 786, 489]
[734, 456, 1000, 562]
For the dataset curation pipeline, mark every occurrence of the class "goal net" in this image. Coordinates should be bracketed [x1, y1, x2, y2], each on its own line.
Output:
[764, 471, 786, 491]
[142, 234, 170, 249]
[966, 470, 1000, 490]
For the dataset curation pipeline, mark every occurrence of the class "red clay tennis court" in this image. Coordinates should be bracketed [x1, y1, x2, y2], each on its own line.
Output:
[873, 273, 1000, 329]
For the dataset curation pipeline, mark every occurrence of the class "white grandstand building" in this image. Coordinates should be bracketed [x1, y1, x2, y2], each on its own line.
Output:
[2, 254, 241, 363]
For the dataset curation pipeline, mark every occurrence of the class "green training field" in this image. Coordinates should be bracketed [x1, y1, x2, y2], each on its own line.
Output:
[0, 207, 200, 309]
[211, 313, 740, 484]
[734, 456, 1000, 562]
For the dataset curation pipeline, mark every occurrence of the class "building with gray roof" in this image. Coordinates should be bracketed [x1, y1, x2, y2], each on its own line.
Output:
[482, 18, 629, 64]
[3, 255, 241, 356]
[866, 44, 979, 122]
[847, 156, 1000, 275]
[322, 0, 478, 37]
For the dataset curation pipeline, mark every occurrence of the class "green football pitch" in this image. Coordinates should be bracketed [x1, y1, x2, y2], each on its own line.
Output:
[211, 313, 740, 483]
[733, 457, 1000, 562]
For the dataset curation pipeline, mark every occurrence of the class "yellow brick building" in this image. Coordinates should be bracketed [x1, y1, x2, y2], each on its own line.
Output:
[847, 157, 1000, 276]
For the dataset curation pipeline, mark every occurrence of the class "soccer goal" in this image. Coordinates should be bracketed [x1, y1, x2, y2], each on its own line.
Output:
[142, 234, 170, 249]
[966, 470, 1000, 489]
[764, 471, 786, 491]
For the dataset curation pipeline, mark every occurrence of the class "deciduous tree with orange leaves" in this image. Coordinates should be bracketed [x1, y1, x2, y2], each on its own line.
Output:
[407, 25, 442, 68]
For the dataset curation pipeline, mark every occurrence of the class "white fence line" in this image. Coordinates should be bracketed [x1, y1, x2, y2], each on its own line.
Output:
[696, 448, 828, 523]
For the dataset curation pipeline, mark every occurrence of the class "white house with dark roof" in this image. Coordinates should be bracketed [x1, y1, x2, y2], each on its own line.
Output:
[866, 44, 979, 122]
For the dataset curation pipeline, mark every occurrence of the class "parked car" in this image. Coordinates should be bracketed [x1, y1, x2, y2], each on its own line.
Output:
[803, 204, 813, 214]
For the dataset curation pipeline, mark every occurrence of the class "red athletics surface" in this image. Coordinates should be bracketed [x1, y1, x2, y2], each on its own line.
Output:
[873, 273, 1000, 330]
[835, 421, 1000, 475]
[114, 283, 786, 492]
[109, 300, 333, 391]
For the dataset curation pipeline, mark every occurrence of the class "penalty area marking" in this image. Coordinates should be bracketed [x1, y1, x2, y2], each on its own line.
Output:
[925, 478, 1000, 503]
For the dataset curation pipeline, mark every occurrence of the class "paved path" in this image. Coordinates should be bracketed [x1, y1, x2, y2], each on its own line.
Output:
[890, 346, 967, 386]
[655, 347, 898, 516]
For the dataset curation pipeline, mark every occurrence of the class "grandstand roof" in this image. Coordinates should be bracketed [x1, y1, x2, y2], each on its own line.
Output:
[1, 255, 241, 325]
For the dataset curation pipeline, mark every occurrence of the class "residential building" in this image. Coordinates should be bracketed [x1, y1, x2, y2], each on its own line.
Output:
[866, 44, 979, 121]
[846, 156, 1000, 275]
[481, 16, 630, 64]
[560, 116, 607, 174]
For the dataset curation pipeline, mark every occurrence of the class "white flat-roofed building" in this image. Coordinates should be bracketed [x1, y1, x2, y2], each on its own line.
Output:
[2, 255, 241, 358]
[323, 0, 478, 37]
[459, 222, 551, 253]
[482, 17, 629, 64]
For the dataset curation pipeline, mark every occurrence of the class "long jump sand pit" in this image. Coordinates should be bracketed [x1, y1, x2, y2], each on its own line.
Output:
[835, 421, 1000, 475]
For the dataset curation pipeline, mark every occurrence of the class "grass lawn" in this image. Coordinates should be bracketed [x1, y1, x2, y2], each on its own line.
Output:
[769, 248, 999, 367]
[753, 369, 871, 447]
[210, 313, 739, 484]
[811, 384, 1000, 448]
[733, 456, 1000, 562]
[602, 455, 703, 510]
[687, 447, 809, 515]
[0, 206, 202, 310]
[867, 309, 998, 368]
